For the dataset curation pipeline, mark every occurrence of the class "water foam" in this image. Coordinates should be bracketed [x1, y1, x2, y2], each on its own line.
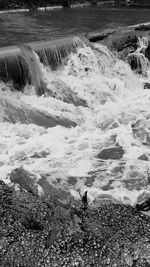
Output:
[1, 42, 150, 205]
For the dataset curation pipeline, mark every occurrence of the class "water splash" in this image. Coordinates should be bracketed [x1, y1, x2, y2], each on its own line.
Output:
[138, 36, 149, 50]
[1, 42, 150, 206]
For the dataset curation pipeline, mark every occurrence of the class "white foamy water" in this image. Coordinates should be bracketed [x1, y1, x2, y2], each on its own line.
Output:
[1, 42, 150, 205]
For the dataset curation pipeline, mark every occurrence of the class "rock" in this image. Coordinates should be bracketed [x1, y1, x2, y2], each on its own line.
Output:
[9, 167, 38, 195]
[97, 146, 125, 160]
[110, 32, 139, 52]
[144, 82, 150, 89]
[140, 47, 145, 55]
[135, 24, 150, 31]
[138, 154, 149, 161]
[136, 197, 150, 211]
[145, 42, 150, 61]
[87, 29, 116, 42]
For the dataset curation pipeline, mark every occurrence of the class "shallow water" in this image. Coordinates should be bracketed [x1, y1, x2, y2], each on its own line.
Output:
[0, 7, 150, 47]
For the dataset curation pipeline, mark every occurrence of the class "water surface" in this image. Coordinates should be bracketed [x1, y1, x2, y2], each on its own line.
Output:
[0, 7, 150, 47]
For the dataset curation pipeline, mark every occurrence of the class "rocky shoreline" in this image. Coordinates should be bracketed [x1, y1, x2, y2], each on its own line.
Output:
[0, 179, 150, 266]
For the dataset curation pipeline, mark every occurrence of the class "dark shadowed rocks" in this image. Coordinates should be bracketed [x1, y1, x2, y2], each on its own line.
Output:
[144, 82, 150, 89]
[138, 154, 149, 161]
[97, 146, 125, 160]
[145, 42, 150, 62]
[135, 24, 150, 31]
[111, 32, 139, 52]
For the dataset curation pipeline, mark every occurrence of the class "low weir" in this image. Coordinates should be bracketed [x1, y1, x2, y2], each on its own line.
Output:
[0, 35, 91, 92]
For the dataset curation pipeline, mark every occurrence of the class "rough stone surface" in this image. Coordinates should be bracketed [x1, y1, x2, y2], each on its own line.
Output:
[145, 43, 150, 62]
[1, 180, 150, 266]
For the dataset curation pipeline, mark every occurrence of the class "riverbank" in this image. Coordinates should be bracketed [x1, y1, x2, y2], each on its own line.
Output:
[0, 1, 115, 14]
[1, 180, 150, 266]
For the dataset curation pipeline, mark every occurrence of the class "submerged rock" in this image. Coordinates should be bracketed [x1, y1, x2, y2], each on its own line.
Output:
[97, 146, 125, 160]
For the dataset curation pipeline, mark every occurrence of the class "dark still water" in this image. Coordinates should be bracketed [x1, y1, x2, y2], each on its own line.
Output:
[0, 7, 150, 47]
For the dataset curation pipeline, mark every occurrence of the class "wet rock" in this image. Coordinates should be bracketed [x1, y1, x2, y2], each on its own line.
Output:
[145, 42, 150, 62]
[68, 176, 77, 185]
[51, 80, 87, 107]
[9, 167, 38, 195]
[144, 82, 150, 89]
[87, 29, 116, 42]
[135, 24, 150, 31]
[84, 176, 95, 187]
[140, 47, 145, 55]
[101, 180, 114, 191]
[136, 198, 150, 211]
[97, 146, 124, 160]
[132, 120, 150, 144]
[1, 98, 77, 128]
[123, 177, 145, 191]
[110, 32, 139, 52]
[138, 154, 149, 161]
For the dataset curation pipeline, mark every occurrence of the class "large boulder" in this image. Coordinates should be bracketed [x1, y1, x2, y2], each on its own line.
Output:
[97, 146, 125, 160]
[101, 30, 139, 60]
[110, 32, 139, 52]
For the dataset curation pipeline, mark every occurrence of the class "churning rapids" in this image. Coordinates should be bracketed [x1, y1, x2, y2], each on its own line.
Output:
[1, 38, 150, 206]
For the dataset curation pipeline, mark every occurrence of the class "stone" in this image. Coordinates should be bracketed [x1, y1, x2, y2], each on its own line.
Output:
[9, 167, 38, 195]
[135, 24, 150, 31]
[97, 146, 124, 160]
[111, 32, 139, 52]
[144, 82, 150, 89]
[87, 29, 116, 42]
[138, 154, 149, 161]
[145, 42, 150, 62]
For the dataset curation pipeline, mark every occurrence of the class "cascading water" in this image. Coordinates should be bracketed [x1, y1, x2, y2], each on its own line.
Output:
[1, 40, 150, 206]
[127, 36, 150, 76]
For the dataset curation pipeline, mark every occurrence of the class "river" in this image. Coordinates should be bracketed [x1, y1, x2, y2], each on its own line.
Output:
[0, 6, 150, 47]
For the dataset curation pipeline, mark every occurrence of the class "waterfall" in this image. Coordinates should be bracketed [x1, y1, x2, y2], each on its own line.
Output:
[19, 44, 47, 96]
[32, 36, 90, 70]
[127, 52, 150, 75]
[0, 36, 91, 93]
[138, 36, 149, 50]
